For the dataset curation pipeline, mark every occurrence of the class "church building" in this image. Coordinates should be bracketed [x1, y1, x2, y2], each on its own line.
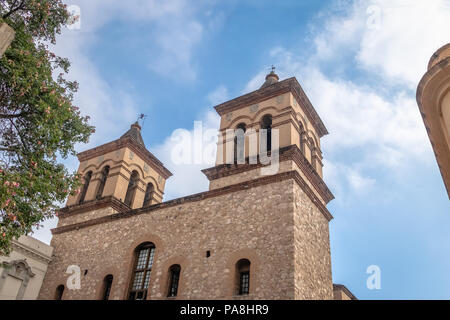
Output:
[38, 70, 355, 300]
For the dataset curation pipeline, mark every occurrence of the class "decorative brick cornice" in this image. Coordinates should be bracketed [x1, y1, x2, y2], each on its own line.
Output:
[52, 170, 333, 235]
[214, 77, 328, 137]
[58, 196, 131, 218]
[77, 137, 173, 179]
[202, 145, 334, 204]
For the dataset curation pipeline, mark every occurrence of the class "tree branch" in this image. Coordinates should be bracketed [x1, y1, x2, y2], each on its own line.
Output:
[0, 112, 27, 119]
[2, 0, 26, 19]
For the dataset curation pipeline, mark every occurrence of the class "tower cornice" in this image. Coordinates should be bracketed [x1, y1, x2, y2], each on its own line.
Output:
[214, 77, 329, 138]
[202, 144, 334, 204]
[51, 169, 333, 235]
[77, 136, 172, 179]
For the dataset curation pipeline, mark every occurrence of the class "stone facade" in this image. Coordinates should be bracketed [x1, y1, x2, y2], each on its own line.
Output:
[39, 72, 354, 300]
[40, 176, 334, 300]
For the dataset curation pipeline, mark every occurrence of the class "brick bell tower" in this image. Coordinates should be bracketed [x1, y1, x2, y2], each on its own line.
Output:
[201, 69, 336, 299]
[202, 69, 334, 205]
[62, 122, 172, 218]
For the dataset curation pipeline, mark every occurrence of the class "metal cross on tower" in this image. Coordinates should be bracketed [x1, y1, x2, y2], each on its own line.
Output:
[138, 113, 148, 128]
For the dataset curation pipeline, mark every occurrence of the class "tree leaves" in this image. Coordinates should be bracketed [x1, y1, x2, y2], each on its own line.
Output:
[0, 0, 93, 255]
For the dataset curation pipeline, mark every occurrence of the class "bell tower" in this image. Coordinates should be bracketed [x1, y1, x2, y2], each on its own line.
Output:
[202, 69, 334, 206]
[200, 69, 336, 299]
[61, 122, 172, 223]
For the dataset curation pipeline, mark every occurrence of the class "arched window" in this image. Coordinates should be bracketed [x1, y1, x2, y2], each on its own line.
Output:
[167, 264, 181, 298]
[96, 166, 110, 199]
[142, 183, 154, 208]
[128, 242, 155, 300]
[55, 285, 65, 300]
[236, 259, 251, 295]
[260, 115, 272, 152]
[234, 123, 246, 164]
[124, 170, 139, 207]
[102, 275, 113, 300]
[78, 171, 92, 204]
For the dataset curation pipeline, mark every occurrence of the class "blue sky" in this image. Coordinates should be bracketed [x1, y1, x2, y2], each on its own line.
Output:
[32, 0, 450, 299]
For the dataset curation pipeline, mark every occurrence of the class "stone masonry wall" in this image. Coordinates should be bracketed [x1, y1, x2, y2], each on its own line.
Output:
[209, 160, 326, 205]
[58, 206, 118, 227]
[39, 177, 332, 300]
[293, 182, 333, 299]
[39, 180, 294, 300]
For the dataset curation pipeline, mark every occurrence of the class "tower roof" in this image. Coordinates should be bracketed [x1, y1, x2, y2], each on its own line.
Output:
[120, 121, 145, 147]
[77, 121, 172, 179]
[214, 76, 329, 137]
[260, 69, 280, 89]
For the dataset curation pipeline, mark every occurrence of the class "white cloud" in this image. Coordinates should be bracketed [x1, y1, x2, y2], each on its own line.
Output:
[64, 0, 217, 80]
[358, 0, 450, 88]
[207, 85, 229, 105]
[148, 19, 203, 80]
[31, 0, 220, 244]
[243, 0, 449, 198]
[245, 51, 431, 169]
[305, 0, 450, 168]
[152, 108, 220, 200]
[50, 0, 222, 147]
[52, 30, 139, 148]
[302, 68, 430, 167]
[323, 160, 376, 203]
[312, 0, 450, 89]
[347, 167, 375, 191]
[243, 70, 266, 93]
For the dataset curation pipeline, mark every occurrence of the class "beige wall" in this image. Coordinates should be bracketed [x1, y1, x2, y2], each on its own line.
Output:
[0, 23, 14, 57]
[442, 90, 450, 142]
[417, 43, 450, 198]
[0, 236, 53, 300]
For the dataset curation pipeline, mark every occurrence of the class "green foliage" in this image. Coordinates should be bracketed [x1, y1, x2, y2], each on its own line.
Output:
[0, 1, 93, 254]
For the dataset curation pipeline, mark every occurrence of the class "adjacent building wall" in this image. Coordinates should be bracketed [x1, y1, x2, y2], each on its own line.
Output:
[0, 235, 53, 300]
[0, 23, 14, 57]
[417, 43, 450, 198]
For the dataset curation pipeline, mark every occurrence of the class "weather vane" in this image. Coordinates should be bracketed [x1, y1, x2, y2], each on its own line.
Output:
[138, 113, 148, 128]
[271, 65, 276, 72]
